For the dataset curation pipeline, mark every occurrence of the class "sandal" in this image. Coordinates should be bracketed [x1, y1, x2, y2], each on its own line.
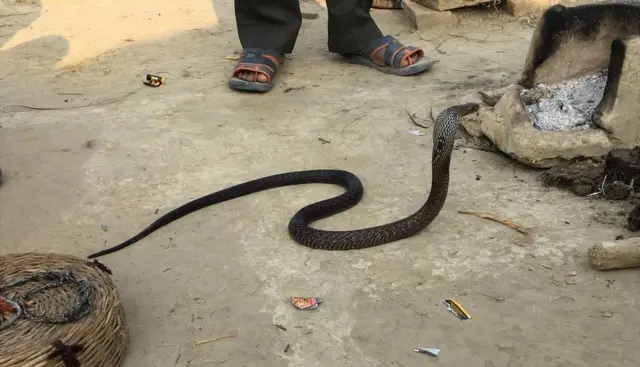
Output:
[228, 48, 284, 92]
[341, 35, 434, 76]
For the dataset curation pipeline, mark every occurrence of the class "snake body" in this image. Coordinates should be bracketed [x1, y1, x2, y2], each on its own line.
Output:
[87, 103, 479, 259]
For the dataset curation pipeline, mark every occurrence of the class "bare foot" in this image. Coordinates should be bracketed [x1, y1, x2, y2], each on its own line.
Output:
[231, 51, 282, 85]
[369, 45, 420, 68]
[234, 70, 269, 83]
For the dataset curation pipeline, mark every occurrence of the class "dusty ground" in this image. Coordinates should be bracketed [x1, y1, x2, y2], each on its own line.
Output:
[2, 0, 640, 366]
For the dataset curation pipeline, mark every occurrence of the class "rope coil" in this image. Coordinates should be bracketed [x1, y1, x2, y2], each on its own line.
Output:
[0, 269, 92, 329]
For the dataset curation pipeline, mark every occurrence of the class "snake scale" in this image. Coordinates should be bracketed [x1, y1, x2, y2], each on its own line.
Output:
[87, 102, 479, 259]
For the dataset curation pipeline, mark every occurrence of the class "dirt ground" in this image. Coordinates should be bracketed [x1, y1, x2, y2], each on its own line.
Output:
[2, 0, 640, 366]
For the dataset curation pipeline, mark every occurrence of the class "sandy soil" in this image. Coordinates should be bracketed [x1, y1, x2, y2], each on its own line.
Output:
[1, 0, 640, 366]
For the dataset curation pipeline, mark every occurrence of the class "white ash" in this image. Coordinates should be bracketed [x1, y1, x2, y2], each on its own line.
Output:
[521, 70, 608, 131]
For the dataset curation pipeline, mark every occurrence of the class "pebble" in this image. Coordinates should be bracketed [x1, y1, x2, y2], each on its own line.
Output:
[603, 311, 614, 318]
[567, 271, 577, 276]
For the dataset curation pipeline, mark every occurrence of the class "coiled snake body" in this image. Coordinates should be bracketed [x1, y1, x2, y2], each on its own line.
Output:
[87, 103, 479, 259]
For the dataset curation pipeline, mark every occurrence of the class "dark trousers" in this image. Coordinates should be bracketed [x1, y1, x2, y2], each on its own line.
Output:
[234, 0, 384, 55]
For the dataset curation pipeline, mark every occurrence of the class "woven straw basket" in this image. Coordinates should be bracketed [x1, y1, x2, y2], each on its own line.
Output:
[0, 252, 128, 367]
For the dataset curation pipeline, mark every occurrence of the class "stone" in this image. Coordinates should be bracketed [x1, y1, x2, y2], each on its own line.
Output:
[402, 0, 454, 30]
[411, 0, 492, 11]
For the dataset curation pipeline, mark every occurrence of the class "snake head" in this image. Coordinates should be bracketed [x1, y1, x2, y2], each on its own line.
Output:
[436, 103, 480, 123]
[453, 102, 480, 116]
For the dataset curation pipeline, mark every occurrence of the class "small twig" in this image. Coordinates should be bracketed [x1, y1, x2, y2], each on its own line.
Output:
[284, 344, 290, 353]
[587, 174, 608, 197]
[458, 210, 529, 234]
[274, 324, 287, 331]
[404, 110, 431, 129]
[194, 359, 229, 365]
[480, 293, 506, 302]
[284, 86, 305, 93]
[340, 114, 366, 132]
[3, 90, 137, 112]
[600, 174, 608, 199]
[175, 352, 182, 365]
[193, 333, 236, 346]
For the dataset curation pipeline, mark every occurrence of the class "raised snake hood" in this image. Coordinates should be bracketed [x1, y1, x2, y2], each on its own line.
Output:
[461, 2, 640, 168]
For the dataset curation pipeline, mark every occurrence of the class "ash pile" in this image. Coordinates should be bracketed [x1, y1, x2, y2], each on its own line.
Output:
[521, 70, 608, 132]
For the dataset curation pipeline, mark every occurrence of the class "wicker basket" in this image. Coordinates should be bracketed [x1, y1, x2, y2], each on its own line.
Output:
[0, 252, 128, 367]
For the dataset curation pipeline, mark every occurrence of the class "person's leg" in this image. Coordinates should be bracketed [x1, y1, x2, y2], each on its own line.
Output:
[230, 0, 302, 92]
[325, 0, 433, 76]
[326, 0, 382, 54]
[236, 0, 302, 54]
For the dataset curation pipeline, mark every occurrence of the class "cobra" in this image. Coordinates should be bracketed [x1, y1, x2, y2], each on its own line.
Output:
[87, 102, 479, 258]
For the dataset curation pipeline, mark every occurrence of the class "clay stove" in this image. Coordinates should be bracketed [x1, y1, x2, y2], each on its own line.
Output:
[463, 2, 640, 168]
